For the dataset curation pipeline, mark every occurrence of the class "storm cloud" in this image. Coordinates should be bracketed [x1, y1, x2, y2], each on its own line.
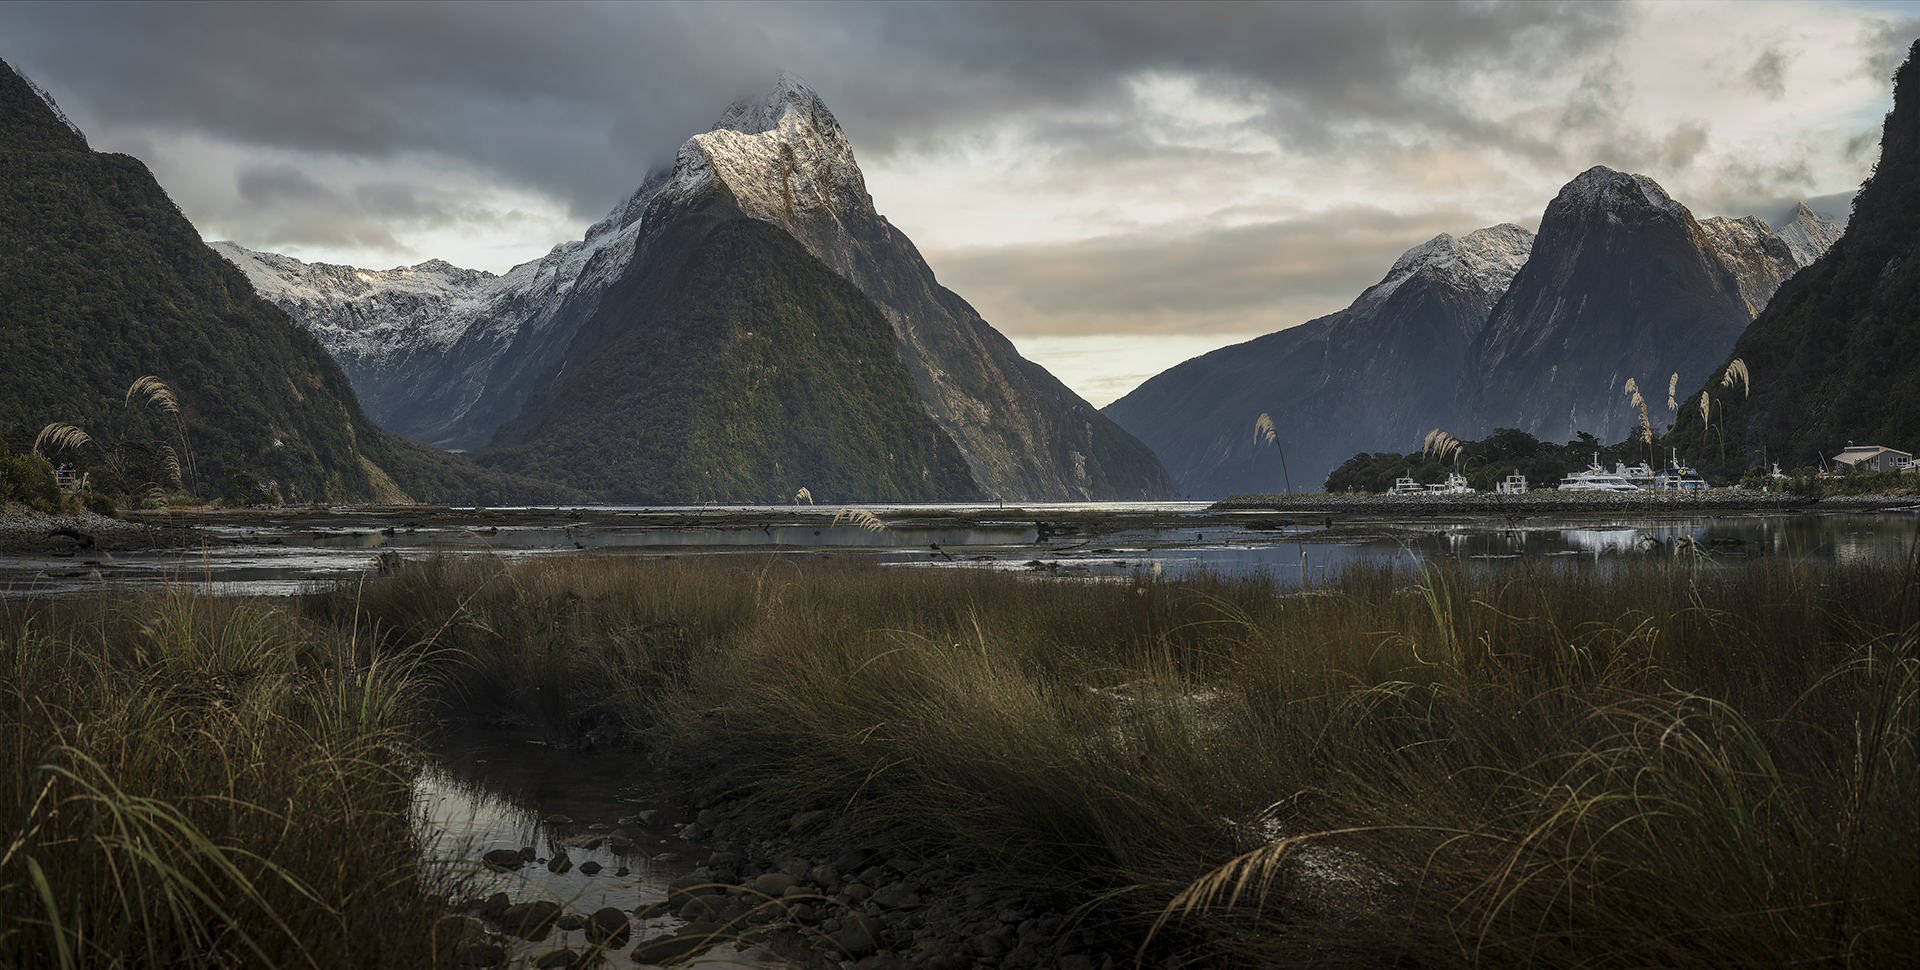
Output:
[1, 1, 1913, 402]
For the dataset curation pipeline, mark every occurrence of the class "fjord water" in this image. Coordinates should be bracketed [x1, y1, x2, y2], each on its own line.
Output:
[2, 504, 1914, 597]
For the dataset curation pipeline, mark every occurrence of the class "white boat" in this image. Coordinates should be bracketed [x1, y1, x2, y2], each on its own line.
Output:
[1429, 471, 1475, 495]
[1387, 474, 1426, 496]
[1496, 471, 1528, 494]
[1560, 454, 1641, 492]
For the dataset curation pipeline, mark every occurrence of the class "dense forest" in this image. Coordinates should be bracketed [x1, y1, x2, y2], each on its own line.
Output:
[1667, 39, 1920, 480]
[1323, 427, 1707, 494]
[0, 57, 575, 507]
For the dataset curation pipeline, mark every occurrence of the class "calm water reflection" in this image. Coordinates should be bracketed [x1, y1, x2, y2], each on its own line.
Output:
[2, 506, 1913, 596]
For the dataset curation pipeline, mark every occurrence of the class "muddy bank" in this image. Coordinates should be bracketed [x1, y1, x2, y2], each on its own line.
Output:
[0, 506, 204, 556]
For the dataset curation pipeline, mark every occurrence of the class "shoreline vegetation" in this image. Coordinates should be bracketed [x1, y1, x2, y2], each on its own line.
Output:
[5, 526, 1917, 968]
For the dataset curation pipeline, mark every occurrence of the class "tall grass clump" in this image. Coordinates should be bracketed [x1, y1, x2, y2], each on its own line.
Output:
[1, 590, 446, 969]
[327, 549, 1919, 968]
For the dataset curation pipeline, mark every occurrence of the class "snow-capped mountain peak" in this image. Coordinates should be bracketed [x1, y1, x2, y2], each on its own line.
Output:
[1552, 165, 1690, 224]
[1772, 201, 1844, 268]
[713, 71, 840, 138]
[662, 72, 871, 228]
[1360, 223, 1534, 306]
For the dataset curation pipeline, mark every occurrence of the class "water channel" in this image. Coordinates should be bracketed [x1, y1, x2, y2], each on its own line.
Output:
[2, 502, 1914, 597]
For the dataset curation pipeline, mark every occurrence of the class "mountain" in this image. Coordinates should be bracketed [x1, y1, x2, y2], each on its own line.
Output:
[1772, 202, 1846, 269]
[1103, 225, 1533, 496]
[472, 180, 979, 504]
[1463, 166, 1800, 446]
[225, 74, 1175, 502]
[212, 175, 664, 450]
[0, 57, 574, 506]
[1668, 39, 1920, 476]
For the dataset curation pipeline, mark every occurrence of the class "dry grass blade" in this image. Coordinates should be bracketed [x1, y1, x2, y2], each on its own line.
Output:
[33, 422, 92, 457]
[1668, 372, 1679, 412]
[795, 487, 813, 506]
[126, 375, 180, 414]
[1722, 358, 1750, 397]
[1254, 412, 1278, 447]
[1699, 391, 1711, 428]
[1423, 428, 1462, 464]
[832, 507, 887, 531]
[1623, 377, 1639, 398]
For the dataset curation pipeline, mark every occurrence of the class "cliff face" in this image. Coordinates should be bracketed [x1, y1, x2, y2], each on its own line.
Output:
[1697, 215, 1802, 316]
[653, 75, 1177, 501]
[476, 182, 982, 505]
[1103, 225, 1533, 496]
[1465, 167, 1763, 446]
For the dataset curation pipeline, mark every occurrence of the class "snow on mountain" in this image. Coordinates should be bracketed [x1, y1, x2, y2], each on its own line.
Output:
[1358, 223, 1534, 309]
[1695, 214, 1799, 316]
[213, 173, 665, 448]
[651, 73, 1174, 500]
[1771, 201, 1845, 269]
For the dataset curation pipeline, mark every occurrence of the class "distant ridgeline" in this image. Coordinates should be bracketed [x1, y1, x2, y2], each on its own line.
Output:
[0, 57, 575, 505]
[1667, 39, 1920, 481]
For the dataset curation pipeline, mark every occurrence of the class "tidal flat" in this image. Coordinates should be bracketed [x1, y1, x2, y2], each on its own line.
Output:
[2, 504, 1916, 968]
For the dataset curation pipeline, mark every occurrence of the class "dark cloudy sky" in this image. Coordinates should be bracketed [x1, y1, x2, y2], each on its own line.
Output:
[4, 1, 1916, 404]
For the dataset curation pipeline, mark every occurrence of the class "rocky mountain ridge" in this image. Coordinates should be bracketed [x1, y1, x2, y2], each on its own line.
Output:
[1464, 165, 1804, 446]
[1105, 165, 1842, 495]
[1103, 223, 1535, 497]
[222, 74, 1174, 501]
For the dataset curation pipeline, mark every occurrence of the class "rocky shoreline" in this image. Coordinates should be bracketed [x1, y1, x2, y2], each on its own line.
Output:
[1211, 491, 1918, 516]
[0, 506, 205, 556]
[444, 791, 1109, 970]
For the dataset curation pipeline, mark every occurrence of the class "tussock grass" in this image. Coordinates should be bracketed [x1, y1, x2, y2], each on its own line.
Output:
[328, 551, 1919, 968]
[1, 590, 444, 969]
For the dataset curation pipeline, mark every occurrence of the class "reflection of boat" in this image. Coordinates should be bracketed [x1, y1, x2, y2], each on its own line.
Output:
[1560, 454, 1641, 492]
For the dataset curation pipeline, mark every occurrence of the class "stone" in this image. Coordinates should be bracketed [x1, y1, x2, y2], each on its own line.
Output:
[754, 873, 797, 897]
[859, 866, 887, 886]
[498, 900, 561, 941]
[809, 864, 839, 888]
[631, 929, 720, 967]
[545, 814, 574, 826]
[678, 897, 722, 921]
[871, 883, 920, 909]
[475, 892, 510, 922]
[577, 861, 602, 876]
[1059, 955, 1096, 970]
[585, 906, 632, 948]
[454, 943, 504, 968]
[634, 900, 673, 920]
[835, 849, 876, 871]
[533, 948, 578, 968]
[547, 851, 572, 874]
[830, 912, 882, 957]
[789, 809, 830, 833]
[969, 933, 1006, 958]
[843, 882, 871, 904]
[587, 822, 611, 831]
[556, 913, 588, 932]
[482, 848, 525, 871]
